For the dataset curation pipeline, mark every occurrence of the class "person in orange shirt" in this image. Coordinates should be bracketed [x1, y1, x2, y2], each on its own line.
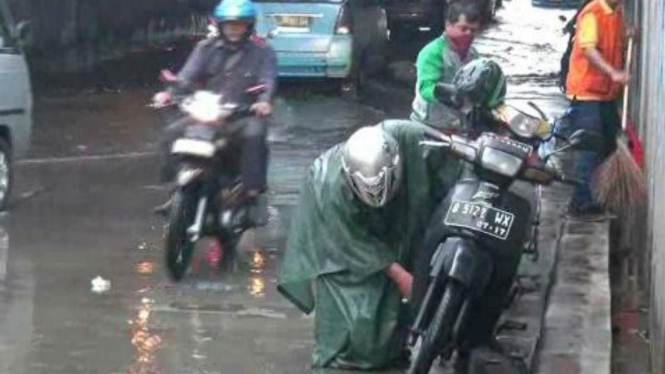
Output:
[564, 0, 629, 220]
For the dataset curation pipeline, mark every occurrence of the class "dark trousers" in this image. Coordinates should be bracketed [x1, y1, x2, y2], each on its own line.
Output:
[568, 100, 620, 209]
[160, 116, 269, 192]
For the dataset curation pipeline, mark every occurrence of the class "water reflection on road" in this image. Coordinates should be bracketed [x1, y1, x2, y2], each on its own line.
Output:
[128, 298, 163, 374]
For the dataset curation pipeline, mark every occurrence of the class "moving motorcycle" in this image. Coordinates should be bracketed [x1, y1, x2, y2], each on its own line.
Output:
[406, 104, 585, 374]
[154, 87, 263, 281]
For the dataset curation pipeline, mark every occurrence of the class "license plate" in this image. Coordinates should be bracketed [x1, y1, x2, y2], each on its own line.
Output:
[444, 200, 515, 240]
[276, 16, 311, 28]
[172, 139, 216, 158]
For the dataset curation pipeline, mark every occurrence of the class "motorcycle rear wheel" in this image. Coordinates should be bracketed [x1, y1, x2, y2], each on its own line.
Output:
[165, 189, 198, 281]
[408, 280, 466, 374]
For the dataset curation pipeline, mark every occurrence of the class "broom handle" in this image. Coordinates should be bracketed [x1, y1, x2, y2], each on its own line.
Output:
[622, 37, 634, 132]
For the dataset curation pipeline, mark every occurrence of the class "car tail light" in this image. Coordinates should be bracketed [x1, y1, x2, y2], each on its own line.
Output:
[335, 4, 352, 35]
[250, 34, 267, 46]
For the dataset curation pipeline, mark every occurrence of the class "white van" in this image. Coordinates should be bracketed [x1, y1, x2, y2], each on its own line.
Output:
[0, 0, 32, 210]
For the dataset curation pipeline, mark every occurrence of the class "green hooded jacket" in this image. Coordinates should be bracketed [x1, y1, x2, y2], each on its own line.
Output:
[277, 120, 461, 369]
[411, 35, 479, 131]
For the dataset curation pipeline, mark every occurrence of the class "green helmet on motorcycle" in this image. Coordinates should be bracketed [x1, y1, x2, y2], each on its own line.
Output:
[341, 126, 403, 208]
[452, 58, 507, 110]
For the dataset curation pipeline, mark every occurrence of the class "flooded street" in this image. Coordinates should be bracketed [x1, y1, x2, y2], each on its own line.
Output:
[0, 0, 581, 373]
[2, 87, 383, 373]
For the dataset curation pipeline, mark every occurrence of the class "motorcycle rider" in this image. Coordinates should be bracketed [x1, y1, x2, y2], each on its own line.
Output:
[278, 121, 463, 369]
[153, 0, 277, 224]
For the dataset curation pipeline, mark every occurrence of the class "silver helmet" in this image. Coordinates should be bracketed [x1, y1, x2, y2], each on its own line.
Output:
[341, 126, 403, 208]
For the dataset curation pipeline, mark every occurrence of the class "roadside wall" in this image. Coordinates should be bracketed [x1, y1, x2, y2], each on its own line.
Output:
[7, 0, 215, 72]
[629, 0, 665, 372]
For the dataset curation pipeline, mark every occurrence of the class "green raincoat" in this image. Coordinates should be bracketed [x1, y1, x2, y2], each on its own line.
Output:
[278, 120, 461, 369]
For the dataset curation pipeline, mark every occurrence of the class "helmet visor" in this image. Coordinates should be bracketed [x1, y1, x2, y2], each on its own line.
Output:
[347, 164, 398, 208]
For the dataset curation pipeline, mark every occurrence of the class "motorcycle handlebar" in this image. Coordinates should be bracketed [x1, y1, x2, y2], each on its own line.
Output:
[226, 105, 254, 122]
[422, 129, 585, 187]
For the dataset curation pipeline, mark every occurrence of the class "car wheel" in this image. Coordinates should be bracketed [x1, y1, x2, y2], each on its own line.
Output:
[0, 139, 13, 211]
[340, 66, 365, 100]
[340, 48, 370, 100]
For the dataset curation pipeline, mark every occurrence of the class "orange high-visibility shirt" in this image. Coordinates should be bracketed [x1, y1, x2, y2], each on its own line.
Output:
[566, 0, 625, 101]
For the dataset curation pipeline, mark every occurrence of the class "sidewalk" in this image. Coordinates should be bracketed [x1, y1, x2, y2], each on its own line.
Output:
[535, 214, 612, 374]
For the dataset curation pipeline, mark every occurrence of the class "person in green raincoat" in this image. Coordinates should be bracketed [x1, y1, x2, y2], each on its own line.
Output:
[277, 120, 461, 369]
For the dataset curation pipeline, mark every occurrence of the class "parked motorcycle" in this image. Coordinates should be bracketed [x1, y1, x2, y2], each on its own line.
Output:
[153, 87, 263, 281]
[406, 108, 585, 373]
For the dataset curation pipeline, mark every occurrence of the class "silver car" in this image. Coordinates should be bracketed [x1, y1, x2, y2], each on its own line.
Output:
[0, 0, 32, 210]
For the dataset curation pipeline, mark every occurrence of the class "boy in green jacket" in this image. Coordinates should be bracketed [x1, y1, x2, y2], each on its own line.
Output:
[411, 1, 482, 131]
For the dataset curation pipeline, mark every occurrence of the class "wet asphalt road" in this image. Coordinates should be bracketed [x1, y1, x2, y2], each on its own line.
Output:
[0, 1, 576, 373]
[3, 88, 383, 374]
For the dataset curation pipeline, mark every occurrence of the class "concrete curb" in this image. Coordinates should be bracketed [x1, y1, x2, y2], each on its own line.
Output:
[535, 217, 612, 374]
[491, 187, 572, 372]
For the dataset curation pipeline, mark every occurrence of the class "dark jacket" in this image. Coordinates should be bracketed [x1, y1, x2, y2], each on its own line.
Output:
[173, 37, 278, 105]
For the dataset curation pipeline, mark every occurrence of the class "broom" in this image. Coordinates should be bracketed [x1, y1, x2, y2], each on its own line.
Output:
[593, 37, 646, 212]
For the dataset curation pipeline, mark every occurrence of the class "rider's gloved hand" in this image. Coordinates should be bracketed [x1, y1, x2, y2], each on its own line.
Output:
[434, 83, 462, 108]
[251, 102, 273, 117]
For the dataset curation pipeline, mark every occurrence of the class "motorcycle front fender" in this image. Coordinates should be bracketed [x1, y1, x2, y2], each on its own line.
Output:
[176, 167, 204, 187]
[430, 237, 493, 298]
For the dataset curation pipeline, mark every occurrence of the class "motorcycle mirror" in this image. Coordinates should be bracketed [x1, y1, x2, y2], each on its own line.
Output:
[542, 130, 581, 161]
[543, 129, 595, 161]
[570, 129, 605, 152]
[527, 101, 548, 122]
[559, 15, 568, 22]
[568, 129, 586, 146]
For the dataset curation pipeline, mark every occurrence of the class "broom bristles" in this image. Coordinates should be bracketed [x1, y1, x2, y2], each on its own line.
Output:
[593, 140, 647, 212]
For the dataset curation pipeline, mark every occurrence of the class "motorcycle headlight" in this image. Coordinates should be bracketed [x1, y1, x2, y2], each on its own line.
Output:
[182, 91, 225, 123]
[508, 113, 540, 139]
[480, 147, 524, 177]
[494, 105, 551, 139]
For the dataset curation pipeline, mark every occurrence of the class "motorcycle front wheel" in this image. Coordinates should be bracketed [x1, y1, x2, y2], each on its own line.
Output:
[408, 280, 466, 374]
[165, 189, 198, 281]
